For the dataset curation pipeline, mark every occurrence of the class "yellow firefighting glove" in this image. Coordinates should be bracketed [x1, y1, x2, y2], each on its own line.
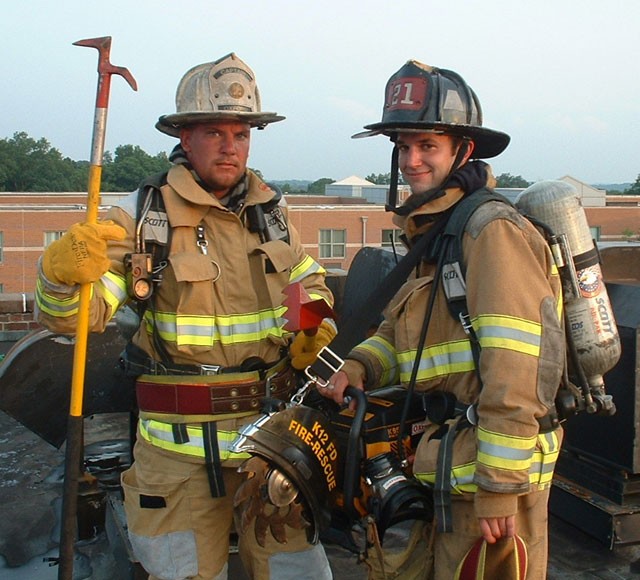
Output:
[42, 220, 126, 286]
[290, 319, 337, 370]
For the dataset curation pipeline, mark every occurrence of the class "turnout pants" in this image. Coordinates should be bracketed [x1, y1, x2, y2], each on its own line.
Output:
[365, 488, 550, 580]
[434, 489, 550, 580]
[121, 434, 332, 580]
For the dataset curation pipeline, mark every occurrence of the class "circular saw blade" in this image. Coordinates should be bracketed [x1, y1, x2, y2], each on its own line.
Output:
[266, 468, 299, 507]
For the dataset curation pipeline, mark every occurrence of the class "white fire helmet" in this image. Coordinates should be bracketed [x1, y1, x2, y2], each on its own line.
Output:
[156, 52, 285, 137]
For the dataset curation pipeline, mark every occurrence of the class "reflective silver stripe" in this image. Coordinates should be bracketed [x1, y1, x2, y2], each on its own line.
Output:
[35, 292, 80, 316]
[289, 255, 325, 284]
[477, 440, 533, 462]
[357, 336, 396, 368]
[99, 271, 128, 304]
[477, 325, 541, 348]
[354, 336, 399, 384]
[140, 419, 249, 459]
[144, 419, 204, 448]
[144, 311, 287, 347]
[398, 344, 474, 381]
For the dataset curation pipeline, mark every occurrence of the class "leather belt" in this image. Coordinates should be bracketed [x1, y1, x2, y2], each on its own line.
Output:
[136, 366, 295, 415]
[125, 356, 246, 377]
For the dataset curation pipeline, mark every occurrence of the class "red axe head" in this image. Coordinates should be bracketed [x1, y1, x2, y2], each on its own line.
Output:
[282, 283, 335, 333]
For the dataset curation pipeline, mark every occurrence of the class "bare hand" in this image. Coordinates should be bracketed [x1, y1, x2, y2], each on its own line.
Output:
[317, 370, 364, 410]
[479, 516, 516, 543]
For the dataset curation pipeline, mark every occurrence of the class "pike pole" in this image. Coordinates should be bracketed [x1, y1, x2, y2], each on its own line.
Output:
[58, 36, 137, 580]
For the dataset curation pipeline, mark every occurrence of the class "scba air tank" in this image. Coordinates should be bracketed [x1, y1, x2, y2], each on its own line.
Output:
[515, 180, 621, 402]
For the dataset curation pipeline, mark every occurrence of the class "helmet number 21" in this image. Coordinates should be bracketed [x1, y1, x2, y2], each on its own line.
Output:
[387, 77, 425, 111]
[391, 81, 415, 105]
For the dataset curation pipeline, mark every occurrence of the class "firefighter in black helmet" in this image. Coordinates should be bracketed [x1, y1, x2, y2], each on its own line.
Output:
[320, 60, 565, 579]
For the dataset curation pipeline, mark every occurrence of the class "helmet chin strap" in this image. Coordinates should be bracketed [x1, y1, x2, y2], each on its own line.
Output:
[388, 139, 471, 216]
[385, 143, 401, 213]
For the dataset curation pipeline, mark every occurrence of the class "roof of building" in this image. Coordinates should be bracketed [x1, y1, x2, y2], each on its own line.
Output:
[332, 175, 374, 186]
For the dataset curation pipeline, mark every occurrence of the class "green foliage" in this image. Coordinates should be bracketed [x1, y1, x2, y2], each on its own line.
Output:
[270, 179, 311, 193]
[621, 227, 638, 241]
[365, 172, 391, 185]
[278, 182, 305, 194]
[624, 174, 640, 195]
[365, 172, 406, 185]
[307, 177, 334, 194]
[495, 173, 532, 188]
[0, 132, 170, 192]
[101, 145, 170, 191]
[0, 132, 87, 191]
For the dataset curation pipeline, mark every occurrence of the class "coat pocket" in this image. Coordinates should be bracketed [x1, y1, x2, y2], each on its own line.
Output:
[253, 240, 297, 307]
[121, 466, 198, 579]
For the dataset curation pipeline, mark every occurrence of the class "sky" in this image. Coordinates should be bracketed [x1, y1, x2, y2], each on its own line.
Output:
[1, 0, 638, 185]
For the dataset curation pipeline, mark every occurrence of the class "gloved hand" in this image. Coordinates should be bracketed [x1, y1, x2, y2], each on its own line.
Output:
[42, 220, 126, 286]
[290, 319, 336, 370]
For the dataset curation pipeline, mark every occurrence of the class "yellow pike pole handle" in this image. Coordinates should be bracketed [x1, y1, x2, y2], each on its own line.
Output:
[58, 36, 136, 580]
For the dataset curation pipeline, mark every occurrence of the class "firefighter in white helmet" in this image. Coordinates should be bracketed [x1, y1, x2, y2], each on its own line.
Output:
[36, 53, 335, 579]
[318, 60, 565, 579]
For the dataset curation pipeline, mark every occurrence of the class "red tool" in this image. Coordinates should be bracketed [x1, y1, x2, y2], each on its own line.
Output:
[58, 36, 136, 580]
[282, 282, 335, 342]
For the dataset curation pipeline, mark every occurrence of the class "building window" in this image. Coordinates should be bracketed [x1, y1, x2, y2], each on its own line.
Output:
[0, 231, 3, 262]
[319, 229, 346, 258]
[382, 229, 403, 247]
[589, 226, 601, 242]
[44, 231, 65, 248]
[0, 283, 3, 293]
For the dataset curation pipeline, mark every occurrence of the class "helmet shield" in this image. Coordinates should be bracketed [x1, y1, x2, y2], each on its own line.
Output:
[157, 53, 285, 137]
[353, 60, 509, 159]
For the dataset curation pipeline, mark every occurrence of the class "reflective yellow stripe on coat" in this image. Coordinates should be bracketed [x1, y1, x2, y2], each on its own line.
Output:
[139, 418, 250, 461]
[414, 429, 561, 492]
[143, 307, 289, 348]
[397, 339, 476, 383]
[474, 314, 542, 357]
[354, 336, 399, 386]
[35, 270, 128, 320]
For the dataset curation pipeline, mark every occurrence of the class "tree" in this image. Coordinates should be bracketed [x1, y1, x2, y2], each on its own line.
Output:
[365, 172, 406, 185]
[0, 132, 87, 191]
[625, 174, 640, 196]
[495, 173, 532, 188]
[365, 172, 391, 185]
[101, 145, 170, 191]
[307, 177, 334, 194]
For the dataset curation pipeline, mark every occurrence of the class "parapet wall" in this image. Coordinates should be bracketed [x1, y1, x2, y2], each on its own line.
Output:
[0, 293, 40, 341]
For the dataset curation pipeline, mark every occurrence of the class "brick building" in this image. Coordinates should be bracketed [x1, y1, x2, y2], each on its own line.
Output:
[1, 178, 639, 294]
[0, 191, 400, 294]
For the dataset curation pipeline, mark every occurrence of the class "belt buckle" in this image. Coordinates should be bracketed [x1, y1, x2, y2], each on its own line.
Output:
[458, 312, 474, 335]
[150, 360, 168, 375]
[200, 364, 222, 376]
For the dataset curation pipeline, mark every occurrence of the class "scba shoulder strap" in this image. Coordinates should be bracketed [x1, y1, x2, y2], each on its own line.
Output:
[440, 189, 513, 380]
[129, 175, 289, 304]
